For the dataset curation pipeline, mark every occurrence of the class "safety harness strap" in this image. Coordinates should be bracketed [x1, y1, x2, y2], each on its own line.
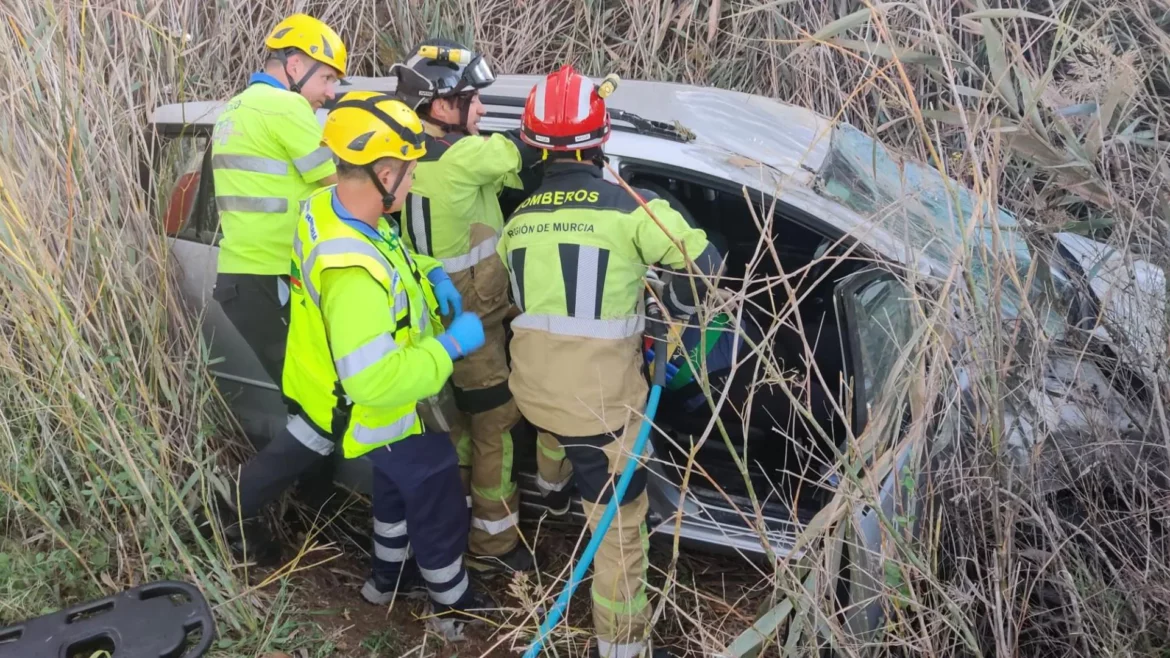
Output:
[451, 380, 513, 415]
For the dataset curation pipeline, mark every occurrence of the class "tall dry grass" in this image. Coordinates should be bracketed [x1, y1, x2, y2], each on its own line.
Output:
[2, 1, 1168, 656]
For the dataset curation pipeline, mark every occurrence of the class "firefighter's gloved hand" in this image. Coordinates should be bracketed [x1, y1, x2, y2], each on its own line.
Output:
[427, 268, 463, 317]
[644, 348, 680, 381]
[438, 312, 484, 360]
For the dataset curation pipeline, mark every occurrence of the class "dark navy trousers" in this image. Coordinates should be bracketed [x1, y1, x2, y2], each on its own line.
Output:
[366, 431, 472, 611]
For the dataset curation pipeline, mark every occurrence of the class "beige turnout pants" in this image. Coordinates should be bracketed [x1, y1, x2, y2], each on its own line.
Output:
[536, 416, 653, 657]
[536, 431, 574, 497]
[507, 311, 656, 654]
[447, 256, 522, 558]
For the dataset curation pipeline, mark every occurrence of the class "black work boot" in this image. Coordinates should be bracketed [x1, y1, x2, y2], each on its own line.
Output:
[360, 563, 429, 605]
[223, 516, 281, 567]
[292, 456, 341, 515]
[427, 587, 497, 641]
[191, 492, 281, 567]
[541, 487, 573, 517]
[464, 542, 535, 574]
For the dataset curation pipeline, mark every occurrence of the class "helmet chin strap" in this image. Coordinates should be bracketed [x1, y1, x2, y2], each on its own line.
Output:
[457, 94, 472, 133]
[423, 93, 474, 134]
[278, 49, 320, 94]
[366, 163, 409, 215]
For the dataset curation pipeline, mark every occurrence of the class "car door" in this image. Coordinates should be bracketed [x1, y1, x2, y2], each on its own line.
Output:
[831, 267, 934, 639]
[834, 268, 920, 433]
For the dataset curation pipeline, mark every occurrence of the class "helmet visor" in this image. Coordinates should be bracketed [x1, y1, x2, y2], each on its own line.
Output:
[463, 55, 495, 89]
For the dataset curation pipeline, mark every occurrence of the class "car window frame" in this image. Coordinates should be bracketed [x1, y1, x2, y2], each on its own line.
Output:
[149, 122, 220, 245]
[814, 122, 1075, 341]
[617, 157, 849, 245]
[834, 266, 921, 435]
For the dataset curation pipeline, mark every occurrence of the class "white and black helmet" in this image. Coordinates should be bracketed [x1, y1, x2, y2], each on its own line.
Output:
[390, 38, 495, 112]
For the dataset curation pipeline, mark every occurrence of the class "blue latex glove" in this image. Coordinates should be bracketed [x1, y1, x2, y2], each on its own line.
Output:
[438, 312, 485, 360]
[643, 348, 680, 381]
[427, 268, 463, 317]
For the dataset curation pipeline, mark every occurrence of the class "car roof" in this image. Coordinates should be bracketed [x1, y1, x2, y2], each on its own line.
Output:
[149, 74, 934, 271]
[148, 75, 1169, 376]
[151, 74, 834, 176]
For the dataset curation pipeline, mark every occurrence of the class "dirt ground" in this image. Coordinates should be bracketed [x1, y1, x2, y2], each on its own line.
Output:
[252, 500, 771, 658]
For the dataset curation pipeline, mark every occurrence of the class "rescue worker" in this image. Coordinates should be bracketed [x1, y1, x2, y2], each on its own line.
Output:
[390, 38, 543, 573]
[282, 91, 490, 632]
[205, 13, 348, 560]
[498, 65, 724, 658]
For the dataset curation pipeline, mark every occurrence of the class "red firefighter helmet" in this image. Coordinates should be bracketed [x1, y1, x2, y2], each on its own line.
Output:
[520, 65, 611, 151]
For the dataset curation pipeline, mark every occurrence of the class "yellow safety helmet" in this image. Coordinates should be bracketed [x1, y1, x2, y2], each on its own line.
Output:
[323, 92, 427, 165]
[265, 13, 348, 78]
[323, 92, 426, 211]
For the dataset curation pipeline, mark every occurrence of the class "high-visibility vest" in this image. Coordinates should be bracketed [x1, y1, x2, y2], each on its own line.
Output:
[283, 188, 444, 459]
[210, 80, 335, 275]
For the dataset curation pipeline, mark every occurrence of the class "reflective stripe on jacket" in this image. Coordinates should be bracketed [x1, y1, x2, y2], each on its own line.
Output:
[283, 187, 451, 459]
[400, 131, 526, 275]
[211, 79, 336, 275]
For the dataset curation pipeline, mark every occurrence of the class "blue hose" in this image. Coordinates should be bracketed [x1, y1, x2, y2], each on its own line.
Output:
[523, 329, 667, 658]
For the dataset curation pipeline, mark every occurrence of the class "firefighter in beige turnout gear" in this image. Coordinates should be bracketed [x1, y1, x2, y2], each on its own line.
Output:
[391, 38, 542, 573]
[499, 66, 723, 658]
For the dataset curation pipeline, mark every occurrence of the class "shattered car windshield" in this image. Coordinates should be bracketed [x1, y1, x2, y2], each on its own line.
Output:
[814, 123, 1073, 339]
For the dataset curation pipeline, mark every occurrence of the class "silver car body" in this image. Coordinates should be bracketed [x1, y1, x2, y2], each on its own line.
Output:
[150, 74, 1162, 639]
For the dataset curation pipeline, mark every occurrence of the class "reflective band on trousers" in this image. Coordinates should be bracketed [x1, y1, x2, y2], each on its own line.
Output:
[335, 332, 399, 381]
[539, 439, 565, 461]
[430, 573, 469, 605]
[303, 237, 397, 306]
[287, 415, 334, 456]
[420, 559, 462, 584]
[471, 511, 519, 535]
[374, 519, 407, 538]
[211, 154, 288, 175]
[536, 473, 570, 493]
[596, 639, 647, 658]
[216, 195, 289, 213]
[510, 313, 644, 340]
[293, 146, 333, 174]
[375, 542, 411, 562]
[594, 587, 649, 616]
[351, 412, 418, 446]
[438, 236, 500, 273]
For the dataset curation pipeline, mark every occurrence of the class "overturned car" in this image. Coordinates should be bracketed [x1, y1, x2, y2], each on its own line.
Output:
[147, 73, 1164, 639]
